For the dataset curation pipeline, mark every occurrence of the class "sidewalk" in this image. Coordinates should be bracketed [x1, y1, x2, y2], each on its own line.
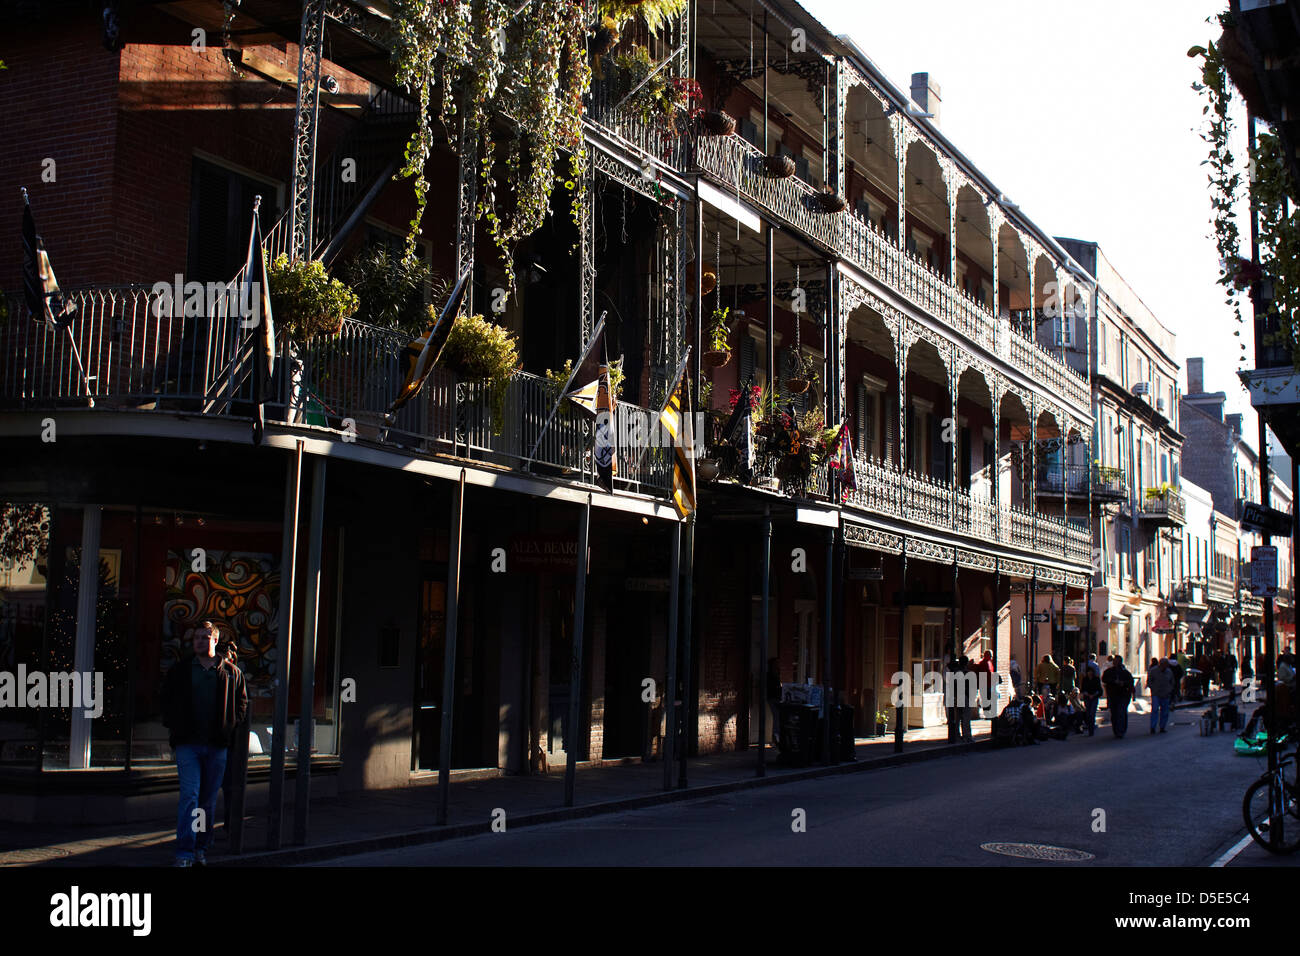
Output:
[0, 689, 1235, 868]
[1, 723, 992, 867]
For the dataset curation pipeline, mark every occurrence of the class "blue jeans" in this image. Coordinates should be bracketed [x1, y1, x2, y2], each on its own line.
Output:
[1150, 695, 1171, 732]
[1085, 695, 1100, 735]
[175, 743, 228, 862]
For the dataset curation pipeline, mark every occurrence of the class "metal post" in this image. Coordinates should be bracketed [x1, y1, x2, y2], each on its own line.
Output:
[766, 225, 776, 388]
[564, 495, 591, 807]
[1086, 562, 1095, 660]
[1029, 570, 1038, 694]
[759, 507, 772, 777]
[69, 504, 101, 769]
[679, 516, 695, 788]
[289, 0, 326, 260]
[950, 560, 959, 659]
[664, 522, 682, 790]
[292, 455, 326, 845]
[895, 539, 908, 753]
[438, 469, 466, 825]
[1259, 412, 1279, 807]
[823, 527, 834, 764]
[694, 200, 704, 407]
[268, 441, 302, 849]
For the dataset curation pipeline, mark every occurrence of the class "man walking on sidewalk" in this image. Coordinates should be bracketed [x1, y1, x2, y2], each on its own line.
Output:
[162, 620, 248, 867]
[1102, 656, 1134, 739]
[1147, 657, 1174, 734]
[1079, 662, 1103, 736]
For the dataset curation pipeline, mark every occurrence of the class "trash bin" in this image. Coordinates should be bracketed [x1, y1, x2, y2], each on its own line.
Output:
[778, 703, 819, 767]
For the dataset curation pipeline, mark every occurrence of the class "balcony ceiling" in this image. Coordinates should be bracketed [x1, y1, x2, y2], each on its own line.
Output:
[156, 0, 399, 88]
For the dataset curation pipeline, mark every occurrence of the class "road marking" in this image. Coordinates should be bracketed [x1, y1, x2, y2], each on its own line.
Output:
[1210, 833, 1254, 868]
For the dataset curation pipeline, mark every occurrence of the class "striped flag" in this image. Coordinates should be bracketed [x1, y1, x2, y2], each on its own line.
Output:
[21, 189, 76, 331]
[592, 358, 617, 493]
[386, 268, 471, 420]
[657, 353, 696, 519]
[241, 199, 275, 444]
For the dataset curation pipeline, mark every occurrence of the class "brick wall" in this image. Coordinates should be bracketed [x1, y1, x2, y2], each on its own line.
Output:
[696, 551, 744, 752]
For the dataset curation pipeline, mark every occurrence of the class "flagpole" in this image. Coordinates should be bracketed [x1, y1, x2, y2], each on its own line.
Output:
[22, 187, 93, 408]
[526, 312, 606, 469]
[634, 348, 693, 476]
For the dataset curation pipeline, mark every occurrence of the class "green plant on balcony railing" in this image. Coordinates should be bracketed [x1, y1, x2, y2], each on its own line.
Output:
[1144, 482, 1175, 501]
[603, 44, 696, 135]
[267, 254, 359, 342]
[438, 312, 521, 435]
[341, 243, 448, 338]
[1095, 463, 1124, 484]
[542, 355, 625, 421]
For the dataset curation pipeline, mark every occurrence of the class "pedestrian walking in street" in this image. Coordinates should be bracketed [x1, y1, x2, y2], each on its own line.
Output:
[1147, 657, 1175, 734]
[1167, 651, 1183, 706]
[1102, 655, 1134, 739]
[975, 650, 996, 718]
[161, 620, 248, 867]
[944, 655, 965, 743]
[1079, 664, 1102, 736]
[1085, 653, 1101, 679]
[1060, 657, 1077, 695]
[1010, 656, 1023, 696]
[1035, 654, 1060, 703]
[959, 656, 974, 742]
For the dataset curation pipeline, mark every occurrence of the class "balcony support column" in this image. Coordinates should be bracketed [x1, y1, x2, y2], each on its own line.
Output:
[289, 0, 326, 260]
[895, 116, 907, 249]
[833, 59, 846, 199]
[895, 538, 909, 753]
[993, 385, 1001, 542]
[693, 199, 704, 409]
[766, 225, 776, 388]
[949, 366, 958, 530]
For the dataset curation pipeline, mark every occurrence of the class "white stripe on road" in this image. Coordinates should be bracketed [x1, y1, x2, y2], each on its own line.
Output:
[1210, 832, 1255, 868]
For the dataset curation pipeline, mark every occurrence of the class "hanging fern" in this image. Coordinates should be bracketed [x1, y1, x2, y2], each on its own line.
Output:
[389, 0, 592, 290]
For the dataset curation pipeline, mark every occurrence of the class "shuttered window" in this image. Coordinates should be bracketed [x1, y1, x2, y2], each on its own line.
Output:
[187, 157, 281, 284]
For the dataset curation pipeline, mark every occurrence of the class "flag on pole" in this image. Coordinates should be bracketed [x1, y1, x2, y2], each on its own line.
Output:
[386, 268, 472, 420]
[563, 323, 608, 418]
[592, 351, 617, 493]
[21, 188, 76, 331]
[827, 421, 858, 502]
[242, 197, 276, 444]
[656, 353, 696, 519]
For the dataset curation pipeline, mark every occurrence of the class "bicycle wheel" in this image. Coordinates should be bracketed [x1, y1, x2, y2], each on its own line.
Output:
[1243, 771, 1300, 854]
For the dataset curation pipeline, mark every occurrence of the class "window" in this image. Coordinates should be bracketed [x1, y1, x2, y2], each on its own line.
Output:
[187, 156, 282, 284]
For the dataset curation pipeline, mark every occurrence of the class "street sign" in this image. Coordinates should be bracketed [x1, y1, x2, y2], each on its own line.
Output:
[1251, 546, 1278, 598]
[1025, 612, 1049, 623]
[1241, 502, 1293, 538]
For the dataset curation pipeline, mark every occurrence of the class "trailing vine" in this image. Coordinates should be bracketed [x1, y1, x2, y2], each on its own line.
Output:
[1191, 15, 1300, 373]
[389, 0, 592, 290]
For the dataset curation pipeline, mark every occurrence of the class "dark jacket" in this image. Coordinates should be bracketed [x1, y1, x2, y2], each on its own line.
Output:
[1079, 670, 1102, 699]
[1102, 663, 1134, 699]
[161, 655, 248, 749]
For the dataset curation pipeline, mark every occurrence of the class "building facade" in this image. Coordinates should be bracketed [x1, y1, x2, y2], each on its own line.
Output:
[0, 0, 1094, 824]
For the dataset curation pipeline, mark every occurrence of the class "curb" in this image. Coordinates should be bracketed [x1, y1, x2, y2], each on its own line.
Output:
[214, 737, 996, 867]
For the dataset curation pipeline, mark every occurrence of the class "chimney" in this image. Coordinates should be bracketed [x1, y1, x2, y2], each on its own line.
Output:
[1226, 412, 1243, 437]
[1186, 357, 1204, 395]
[910, 72, 941, 126]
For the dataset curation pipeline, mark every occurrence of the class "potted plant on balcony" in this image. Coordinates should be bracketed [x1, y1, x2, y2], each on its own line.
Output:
[704, 305, 732, 367]
[437, 312, 521, 435]
[267, 254, 359, 342]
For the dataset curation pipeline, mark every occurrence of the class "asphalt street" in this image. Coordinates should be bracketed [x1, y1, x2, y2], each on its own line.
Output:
[308, 708, 1275, 866]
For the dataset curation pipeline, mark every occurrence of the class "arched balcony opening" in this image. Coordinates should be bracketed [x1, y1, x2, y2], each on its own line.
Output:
[903, 338, 951, 485]
[954, 183, 993, 312]
[996, 223, 1031, 329]
[845, 304, 900, 466]
[904, 141, 949, 278]
[955, 366, 996, 540]
[1032, 253, 1059, 349]
[844, 86, 898, 242]
[998, 390, 1032, 512]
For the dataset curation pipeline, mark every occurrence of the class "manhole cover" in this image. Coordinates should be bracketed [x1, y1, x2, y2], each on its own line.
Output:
[0, 846, 72, 865]
[979, 842, 1094, 862]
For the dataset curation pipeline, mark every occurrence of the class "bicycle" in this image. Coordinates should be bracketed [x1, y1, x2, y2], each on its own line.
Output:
[1241, 725, 1300, 854]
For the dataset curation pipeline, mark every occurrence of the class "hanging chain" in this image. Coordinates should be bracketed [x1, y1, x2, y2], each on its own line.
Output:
[794, 264, 801, 353]
[715, 229, 722, 312]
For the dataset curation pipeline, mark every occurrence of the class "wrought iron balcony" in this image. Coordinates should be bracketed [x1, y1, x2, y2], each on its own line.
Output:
[1035, 462, 1127, 503]
[1137, 487, 1186, 526]
[0, 286, 672, 497]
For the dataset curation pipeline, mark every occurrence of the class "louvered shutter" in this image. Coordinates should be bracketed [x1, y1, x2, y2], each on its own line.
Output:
[739, 334, 756, 388]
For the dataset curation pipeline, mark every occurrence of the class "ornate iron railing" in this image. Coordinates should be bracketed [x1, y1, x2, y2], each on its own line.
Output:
[0, 290, 671, 496]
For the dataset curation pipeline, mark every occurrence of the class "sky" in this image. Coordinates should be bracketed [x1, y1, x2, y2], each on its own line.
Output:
[801, 0, 1277, 452]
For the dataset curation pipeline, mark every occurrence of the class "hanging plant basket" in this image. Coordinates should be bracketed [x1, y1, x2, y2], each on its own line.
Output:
[811, 190, 848, 214]
[697, 458, 721, 482]
[704, 350, 732, 368]
[757, 154, 796, 179]
[785, 378, 810, 395]
[697, 109, 736, 136]
[590, 18, 620, 56]
[701, 270, 717, 295]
